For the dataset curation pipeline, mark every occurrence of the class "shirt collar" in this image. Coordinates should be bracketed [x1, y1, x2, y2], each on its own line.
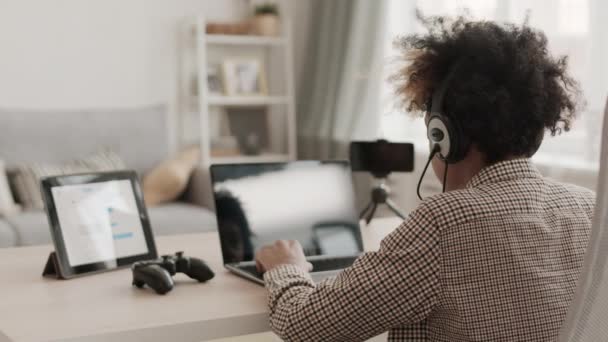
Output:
[467, 158, 541, 188]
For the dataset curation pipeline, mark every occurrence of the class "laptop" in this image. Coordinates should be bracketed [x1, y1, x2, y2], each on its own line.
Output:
[210, 160, 364, 285]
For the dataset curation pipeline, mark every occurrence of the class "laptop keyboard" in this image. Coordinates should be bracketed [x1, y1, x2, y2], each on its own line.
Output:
[238, 255, 358, 279]
[309, 255, 358, 272]
[239, 264, 263, 278]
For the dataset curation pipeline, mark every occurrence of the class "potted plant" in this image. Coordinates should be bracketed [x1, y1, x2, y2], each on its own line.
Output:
[252, 2, 280, 36]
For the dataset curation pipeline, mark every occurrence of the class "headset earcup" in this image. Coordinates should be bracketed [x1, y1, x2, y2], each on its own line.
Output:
[427, 115, 451, 160]
[427, 114, 469, 164]
[443, 116, 470, 163]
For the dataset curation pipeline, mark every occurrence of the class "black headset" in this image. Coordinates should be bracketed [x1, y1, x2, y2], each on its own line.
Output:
[426, 62, 470, 164]
[417, 61, 471, 200]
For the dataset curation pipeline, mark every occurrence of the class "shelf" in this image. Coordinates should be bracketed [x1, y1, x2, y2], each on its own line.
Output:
[207, 96, 289, 106]
[210, 153, 291, 164]
[182, 15, 297, 171]
[204, 34, 285, 46]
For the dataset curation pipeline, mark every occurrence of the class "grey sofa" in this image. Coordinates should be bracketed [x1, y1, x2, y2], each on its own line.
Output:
[0, 105, 217, 248]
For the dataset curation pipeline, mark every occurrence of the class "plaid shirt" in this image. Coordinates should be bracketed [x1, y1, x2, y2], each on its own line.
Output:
[263, 159, 595, 341]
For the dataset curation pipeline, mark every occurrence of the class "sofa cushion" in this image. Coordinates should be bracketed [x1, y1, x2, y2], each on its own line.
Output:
[5, 211, 49, 246]
[0, 160, 20, 217]
[143, 146, 200, 207]
[148, 203, 217, 236]
[11, 150, 126, 210]
[0, 219, 17, 248]
[0, 105, 169, 175]
[6, 203, 217, 247]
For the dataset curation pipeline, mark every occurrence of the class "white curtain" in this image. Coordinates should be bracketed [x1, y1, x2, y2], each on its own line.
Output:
[296, 0, 388, 160]
[378, 0, 608, 173]
[296, 0, 389, 212]
[559, 98, 608, 341]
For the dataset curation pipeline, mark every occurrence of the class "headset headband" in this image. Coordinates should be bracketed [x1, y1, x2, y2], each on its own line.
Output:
[430, 59, 466, 116]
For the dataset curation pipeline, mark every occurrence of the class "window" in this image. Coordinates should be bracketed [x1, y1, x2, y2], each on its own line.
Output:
[379, 0, 607, 169]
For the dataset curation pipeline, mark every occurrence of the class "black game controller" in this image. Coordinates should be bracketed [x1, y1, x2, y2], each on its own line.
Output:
[131, 251, 214, 294]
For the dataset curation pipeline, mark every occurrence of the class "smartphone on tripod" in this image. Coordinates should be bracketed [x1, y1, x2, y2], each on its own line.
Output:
[349, 140, 415, 223]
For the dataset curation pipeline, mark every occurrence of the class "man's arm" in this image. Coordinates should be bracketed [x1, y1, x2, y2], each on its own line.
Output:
[263, 204, 441, 341]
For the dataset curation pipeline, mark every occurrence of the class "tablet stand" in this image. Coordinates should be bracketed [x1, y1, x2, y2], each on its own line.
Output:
[42, 252, 67, 279]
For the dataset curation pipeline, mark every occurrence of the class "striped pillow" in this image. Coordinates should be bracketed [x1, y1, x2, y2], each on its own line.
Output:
[12, 150, 126, 210]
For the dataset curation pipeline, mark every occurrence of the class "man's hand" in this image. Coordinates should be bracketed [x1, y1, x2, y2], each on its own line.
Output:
[255, 240, 313, 273]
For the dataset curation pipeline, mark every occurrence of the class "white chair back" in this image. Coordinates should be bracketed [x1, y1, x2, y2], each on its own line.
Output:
[559, 97, 608, 341]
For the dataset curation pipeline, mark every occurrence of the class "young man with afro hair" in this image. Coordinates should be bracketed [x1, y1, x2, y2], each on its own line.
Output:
[254, 14, 596, 341]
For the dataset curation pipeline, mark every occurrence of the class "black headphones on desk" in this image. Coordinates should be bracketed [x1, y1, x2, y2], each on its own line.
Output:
[417, 61, 471, 200]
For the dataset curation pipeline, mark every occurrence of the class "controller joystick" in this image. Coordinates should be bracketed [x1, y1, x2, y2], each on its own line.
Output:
[131, 251, 214, 294]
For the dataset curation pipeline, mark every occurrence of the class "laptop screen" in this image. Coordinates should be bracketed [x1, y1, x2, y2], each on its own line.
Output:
[211, 161, 363, 265]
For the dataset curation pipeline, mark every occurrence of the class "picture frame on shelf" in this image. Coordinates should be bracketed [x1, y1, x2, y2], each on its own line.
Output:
[221, 58, 268, 96]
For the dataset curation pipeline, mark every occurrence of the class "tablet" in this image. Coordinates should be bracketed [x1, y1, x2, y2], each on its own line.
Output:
[41, 171, 157, 278]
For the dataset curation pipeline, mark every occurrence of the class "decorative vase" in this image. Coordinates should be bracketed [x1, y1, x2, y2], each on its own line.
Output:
[252, 14, 280, 36]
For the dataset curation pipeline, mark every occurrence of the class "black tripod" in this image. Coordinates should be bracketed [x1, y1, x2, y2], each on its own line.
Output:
[360, 177, 406, 224]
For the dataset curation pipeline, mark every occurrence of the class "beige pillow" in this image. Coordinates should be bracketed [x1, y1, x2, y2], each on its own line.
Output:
[143, 146, 200, 206]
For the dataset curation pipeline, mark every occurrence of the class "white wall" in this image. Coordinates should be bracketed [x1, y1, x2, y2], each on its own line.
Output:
[0, 0, 253, 108]
[0, 0, 319, 153]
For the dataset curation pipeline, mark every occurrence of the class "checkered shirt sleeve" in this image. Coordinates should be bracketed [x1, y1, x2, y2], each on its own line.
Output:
[263, 202, 441, 341]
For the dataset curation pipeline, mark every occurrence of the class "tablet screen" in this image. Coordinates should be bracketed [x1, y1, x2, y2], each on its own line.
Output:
[51, 180, 149, 267]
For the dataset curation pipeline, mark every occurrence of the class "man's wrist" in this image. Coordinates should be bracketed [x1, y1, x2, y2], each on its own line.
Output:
[264, 263, 313, 283]
[265, 262, 309, 273]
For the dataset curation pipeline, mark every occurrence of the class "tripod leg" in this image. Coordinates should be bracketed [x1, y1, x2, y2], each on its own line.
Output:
[386, 199, 406, 220]
[365, 203, 378, 224]
[360, 201, 373, 219]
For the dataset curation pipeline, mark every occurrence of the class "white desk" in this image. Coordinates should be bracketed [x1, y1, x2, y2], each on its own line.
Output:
[0, 217, 402, 342]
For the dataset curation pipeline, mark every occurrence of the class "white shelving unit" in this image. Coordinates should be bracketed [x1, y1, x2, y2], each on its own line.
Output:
[178, 14, 297, 168]
[205, 34, 285, 46]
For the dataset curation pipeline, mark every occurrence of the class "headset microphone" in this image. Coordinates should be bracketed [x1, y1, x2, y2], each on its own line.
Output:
[417, 144, 440, 201]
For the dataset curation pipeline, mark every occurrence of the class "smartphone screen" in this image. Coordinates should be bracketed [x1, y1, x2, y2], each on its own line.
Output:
[349, 141, 414, 174]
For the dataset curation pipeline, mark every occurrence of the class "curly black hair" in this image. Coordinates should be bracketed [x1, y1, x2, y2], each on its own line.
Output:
[391, 13, 583, 163]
